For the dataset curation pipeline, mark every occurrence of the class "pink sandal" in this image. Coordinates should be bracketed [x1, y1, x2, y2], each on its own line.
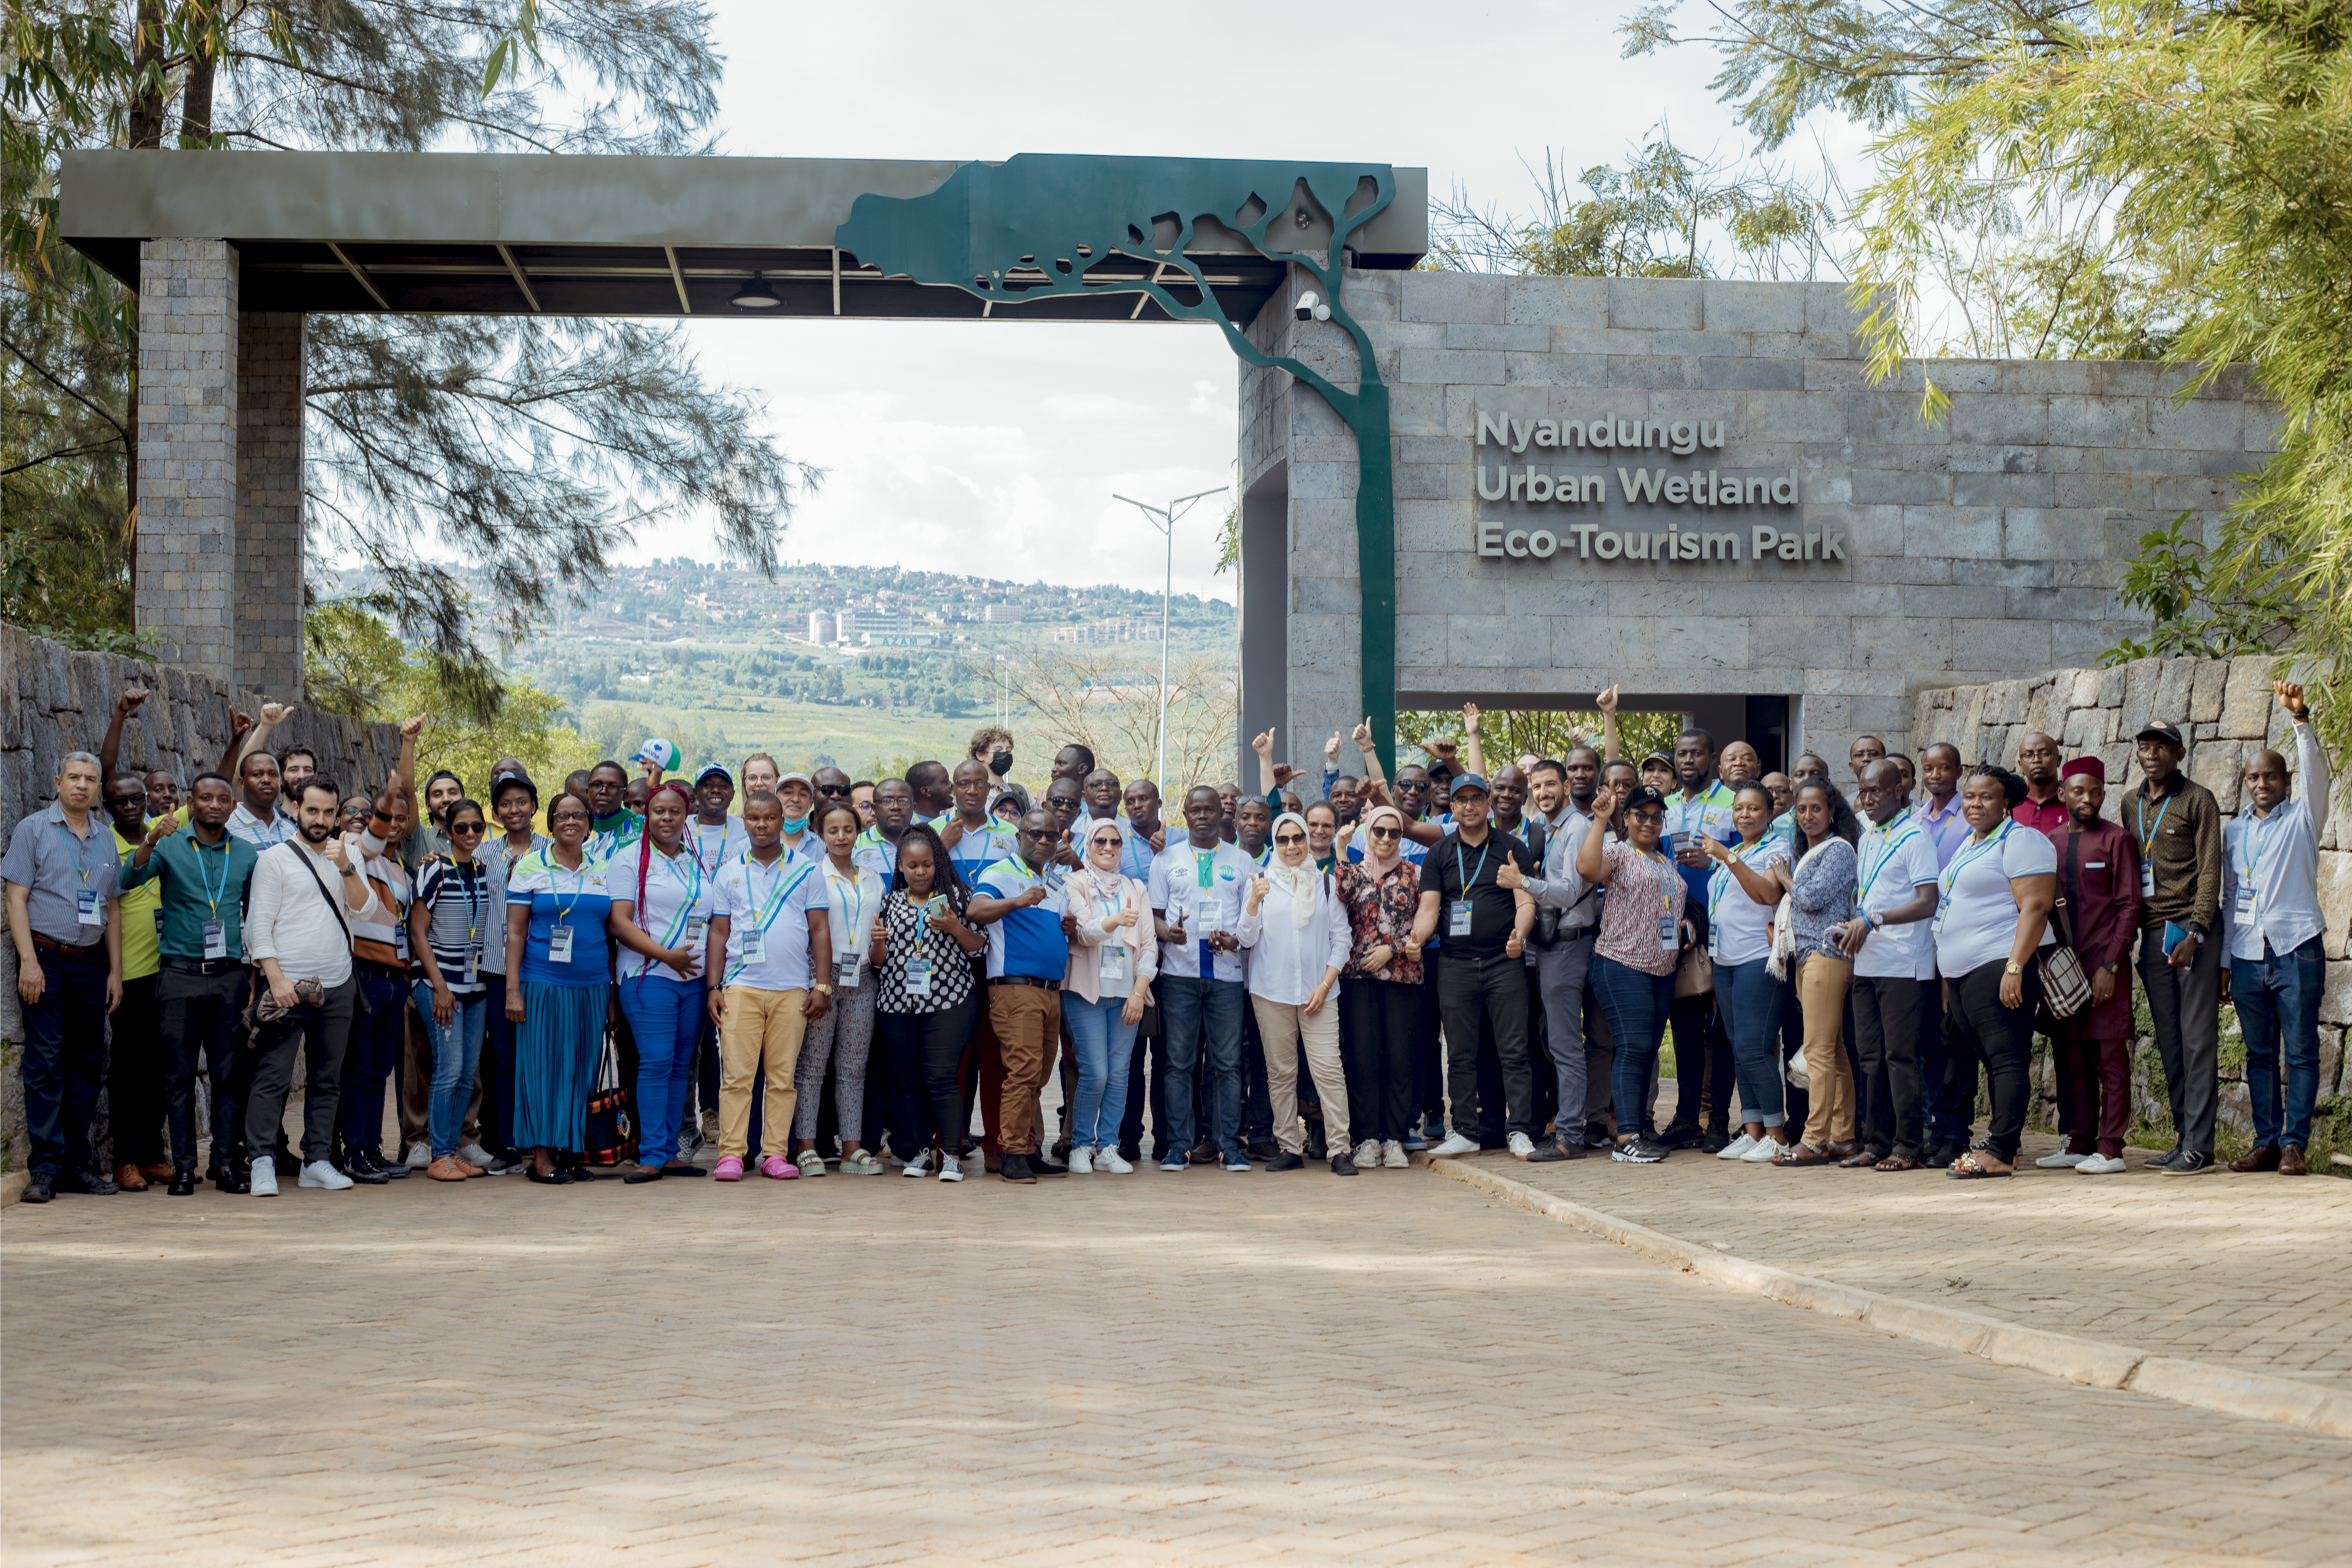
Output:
[712, 1156, 744, 1182]
[760, 1155, 799, 1180]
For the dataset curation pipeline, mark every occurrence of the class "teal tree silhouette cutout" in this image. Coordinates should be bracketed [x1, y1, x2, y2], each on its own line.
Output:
[835, 153, 1400, 772]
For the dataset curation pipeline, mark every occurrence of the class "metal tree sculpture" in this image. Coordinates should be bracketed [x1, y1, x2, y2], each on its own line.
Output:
[835, 153, 1401, 771]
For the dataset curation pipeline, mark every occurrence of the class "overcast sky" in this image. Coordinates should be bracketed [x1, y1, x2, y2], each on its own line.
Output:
[624, 0, 1870, 599]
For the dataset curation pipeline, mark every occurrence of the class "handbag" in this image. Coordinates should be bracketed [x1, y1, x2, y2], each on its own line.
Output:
[1674, 941, 1714, 998]
[584, 1029, 637, 1165]
[2037, 832, 2093, 1020]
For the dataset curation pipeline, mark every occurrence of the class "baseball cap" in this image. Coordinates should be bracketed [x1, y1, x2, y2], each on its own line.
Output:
[1640, 750, 1674, 770]
[693, 763, 733, 786]
[1449, 772, 1491, 798]
[779, 771, 813, 789]
[634, 737, 682, 770]
[2134, 721, 2185, 747]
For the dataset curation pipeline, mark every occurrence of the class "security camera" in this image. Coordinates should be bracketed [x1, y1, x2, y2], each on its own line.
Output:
[1294, 289, 1330, 323]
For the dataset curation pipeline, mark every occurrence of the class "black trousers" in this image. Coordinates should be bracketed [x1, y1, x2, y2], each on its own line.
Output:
[1852, 973, 1925, 1156]
[879, 994, 979, 1158]
[1946, 958, 2042, 1162]
[245, 975, 359, 1166]
[159, 962, 249, 1172]
[19, 944, 111, 1179]
[1436, 950, 1535, 1140]
[108, 971, 164, 1167]
[479, 971, 519, 1154]
[1117, 1008, 1168, 1156]
[1339, 975, 1419, 1144]
[1662, 990, 1734, 1139]
[1415, 954, 1446, 1127]
[1522, 961, 1556, 1138]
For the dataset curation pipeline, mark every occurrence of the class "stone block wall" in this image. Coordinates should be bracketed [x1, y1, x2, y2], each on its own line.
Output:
[1, 624, 397, 1171]
[135, 237, 240, 684]
[1911, 653, 2349, 1150]
[234, 310, 306, 696]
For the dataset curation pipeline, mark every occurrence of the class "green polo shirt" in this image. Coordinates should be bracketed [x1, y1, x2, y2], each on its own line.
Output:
[120, 828, 261, 962]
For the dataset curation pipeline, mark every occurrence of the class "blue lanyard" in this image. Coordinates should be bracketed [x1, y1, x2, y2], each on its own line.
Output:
[1940, 820, 2011, 901]
[1856, 822, 1922, 905]
[690, 822, 732, 877]
[1707, 838, 1773, 920]
[54, 819, 104, 886]
[191, 834, 231, 916]
[826, 861, 865, 950]
[1452, 838, 1491, 897]
[747, 855, 811, 937]
[2134, 791, 2173, 856]
[2237, 808, 2282, 886]
[551, 856, 589, 923]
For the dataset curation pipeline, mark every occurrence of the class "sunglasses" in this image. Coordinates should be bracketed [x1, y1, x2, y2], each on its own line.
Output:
[815, 784, 850, 798]
[1274, 831, 1307, 846]
[1367, 826, 1401, 839]
[449, 820, 486, 835]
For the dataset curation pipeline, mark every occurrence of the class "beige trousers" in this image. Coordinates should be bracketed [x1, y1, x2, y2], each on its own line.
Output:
[1251, 992, 1352, 1155]
[717, 986, 807, 1162]
[1795, 953, 1856, 1150]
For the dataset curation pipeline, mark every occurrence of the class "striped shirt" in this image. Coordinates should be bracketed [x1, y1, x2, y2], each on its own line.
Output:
[412, 856, 492, 995]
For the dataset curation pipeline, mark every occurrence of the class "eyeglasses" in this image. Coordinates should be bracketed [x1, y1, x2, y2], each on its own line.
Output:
[1274, 831, 1307, 846]
[449, 821, 486, 835]
[549, 810, 590, 825]
[1366, 826, 1401, 839]
[815, 784, 850, 798]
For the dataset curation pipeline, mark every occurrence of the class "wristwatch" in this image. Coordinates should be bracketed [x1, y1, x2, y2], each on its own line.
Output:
[812, 982, 834, 996]
[2003, 960, 2024, 975]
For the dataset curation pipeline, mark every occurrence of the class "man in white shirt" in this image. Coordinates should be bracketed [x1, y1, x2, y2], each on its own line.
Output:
[2222, 682, 2332, 1176]
[1836, 760, 1942, 1168]
[1146, 786, 1259, 1172]
[243, 776, 381, 1195]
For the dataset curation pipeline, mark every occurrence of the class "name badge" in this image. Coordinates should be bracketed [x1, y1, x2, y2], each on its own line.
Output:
[835, 955, 860, 989]
[202, 920, 228, 960]
[740, 926, 767, 964]
[1706, 922, 1721, 961]
[1449, 900, 1473, 937]
[1100, 945, 1131, 985]
[2141, 861, 2154, 898]
[393, 924, 410, 960]
[547, 923, 575, 963]
[2085, 861, 2105, 870]
[462, 943, 479, 985]
[153, 907, 164, 937]
[1659, 915, 1678, 951]
[906, 956, 933, 995]
[77, 887, 102, 925]
[2235, 884, 2256, 920]
[686, 914, 708, 946]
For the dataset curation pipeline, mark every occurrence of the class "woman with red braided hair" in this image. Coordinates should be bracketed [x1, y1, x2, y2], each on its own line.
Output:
[611, 782, 718, 1183]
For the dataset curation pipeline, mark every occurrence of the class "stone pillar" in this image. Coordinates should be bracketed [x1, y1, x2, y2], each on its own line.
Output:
[1236, 478, 1290, 785]
[135, 238, 239, 683]
[236, 311, 306, 698]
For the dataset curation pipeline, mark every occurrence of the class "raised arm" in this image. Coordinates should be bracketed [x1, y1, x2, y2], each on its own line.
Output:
[1253, 728, 1280, 796]
[1596, 685, 1621, 764]
[1462, 703, 1486, 780]
[236, 700, 295, 772]
[99, 687, 148, 783]
[1575, 791, 1621, 886]
[2278, 683, 2330, 840]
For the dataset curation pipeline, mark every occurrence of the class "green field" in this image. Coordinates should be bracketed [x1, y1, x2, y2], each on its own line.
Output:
[573, 696, 994, 785]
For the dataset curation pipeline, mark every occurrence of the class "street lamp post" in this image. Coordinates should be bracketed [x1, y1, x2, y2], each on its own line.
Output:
[1114, 486, 1228, 796]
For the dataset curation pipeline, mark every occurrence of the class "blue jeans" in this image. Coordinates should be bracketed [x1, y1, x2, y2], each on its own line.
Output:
[1591, 955, 1674, 1137]
[2233, 936, 2324, 1149]
[1160, 976, 1244, 1158]
[1062, 992, 1139, 1149]
[1716, 957, 1788, 1128]
[18, 944, 108, 1179]
[618, 973, 707, 1169]
[411, 982, 490, 1158]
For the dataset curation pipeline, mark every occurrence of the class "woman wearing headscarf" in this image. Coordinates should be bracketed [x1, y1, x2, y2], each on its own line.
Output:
[1335, 804, 1421, 1168]
[1237, 811, 1358, 1174]
[1060, 817, 1156, 1172]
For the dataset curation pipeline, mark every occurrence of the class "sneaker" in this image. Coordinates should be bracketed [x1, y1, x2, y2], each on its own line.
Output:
[1382, 1140, 1409, 1168]
[1526, 1139, 1584, 1162]
[2145, 1148, 2184, 1172]
[404, 1144, 431, 1170]
[1740, 1136, 1787, 1163]
[1507, 1131, 1537, 1160]
[2161, 1150, 2217, 1176]
[1353, 1139, 1382, 1168]
[903, 1150, 934, 1178]
[1716, 1133, 1759, 1161]
[882, 1146, 907, 1168]
[1069, 1146, 1094, 1174]
[796, 1150, 828, 1177]
[1609, 1138, 1667, 1164]
[250, 1155, 279, 1197]
[938, 1155, 965, 1182]
[1095, 1147, 1133, 1173]
[713, 1156, 745, 1182]
[457, 1142, 498, 1169]
[1221, 1153, 1252, 1172]
[2075, 1153, 2127, 1174]
[298, 1159, 354, 1190]
[486, 1152, 521, 1175]
[1158, 1154, 1188, 1172]
[1403, 1132, 1429, 1153]
[760, 1155, 799, 1179]
[678, 1124, 705, 1157]
[1428, 1132, 1479, 1157]
[2035, 1149, 2088, 1169]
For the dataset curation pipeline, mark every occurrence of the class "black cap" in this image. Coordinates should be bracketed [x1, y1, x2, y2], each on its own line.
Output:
[2134, 721, 2186, 747]
[488, 769, 537, 804]
[1623, 784, 1670, 812]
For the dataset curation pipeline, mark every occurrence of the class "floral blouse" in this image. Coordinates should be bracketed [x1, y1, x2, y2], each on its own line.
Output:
[872, 888, 977, 1015]
[1337, 860, 1423, 985]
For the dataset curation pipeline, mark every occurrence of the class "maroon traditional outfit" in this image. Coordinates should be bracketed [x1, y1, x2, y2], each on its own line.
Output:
[2041, 760, 2143, 1158]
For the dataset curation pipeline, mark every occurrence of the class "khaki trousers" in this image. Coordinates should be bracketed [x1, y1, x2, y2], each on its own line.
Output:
[988, 983, 1059, 1156]
[718, 986, 807, 1161]
[1795, 953, 1856, 1150]
[1251, 992, 1352, 1154]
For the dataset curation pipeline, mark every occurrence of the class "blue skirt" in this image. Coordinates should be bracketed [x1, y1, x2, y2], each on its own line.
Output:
[515, 981, 607, 1152]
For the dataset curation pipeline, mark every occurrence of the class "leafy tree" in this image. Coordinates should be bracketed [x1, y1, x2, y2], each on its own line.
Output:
[1396, 707, 1682, 770]
[5, 1, 817, 684]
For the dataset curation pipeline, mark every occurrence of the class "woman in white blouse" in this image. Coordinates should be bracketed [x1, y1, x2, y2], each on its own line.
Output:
[1237, 812, 1359, 1175]
[1062, 818, 1156, 1172]
[1935, 764, 2056, 1178]
[1699, 782, 1794, 1162]
[793, 802, 888, 1175]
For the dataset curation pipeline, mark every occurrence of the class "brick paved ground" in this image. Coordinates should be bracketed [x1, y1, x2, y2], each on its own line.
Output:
[5, 1157, 2347, 1564]
[1466, 1106, 2352, 1392]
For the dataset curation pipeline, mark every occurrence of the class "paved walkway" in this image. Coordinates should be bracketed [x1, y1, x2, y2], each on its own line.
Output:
[5, 1159, 2348, 1565]
[1461, 1123, 2352, 1392]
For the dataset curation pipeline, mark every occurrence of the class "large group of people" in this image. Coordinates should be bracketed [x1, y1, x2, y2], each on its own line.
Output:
[4, 677, 2333, 1203]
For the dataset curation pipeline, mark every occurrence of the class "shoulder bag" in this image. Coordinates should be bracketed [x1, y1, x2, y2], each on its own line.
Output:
[584, 1030, 638, 1165]
[2037, 831, 2093, 1021]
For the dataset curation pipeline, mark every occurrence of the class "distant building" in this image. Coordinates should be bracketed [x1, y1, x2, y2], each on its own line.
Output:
[838, 609, 915, 639]
[807, 611, 836, 644]
[982, 605, 1027, 624]
[1051, 618, 1163, 645]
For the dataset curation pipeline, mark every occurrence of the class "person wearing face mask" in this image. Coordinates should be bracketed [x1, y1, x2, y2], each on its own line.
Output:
[2032, 757, 2142, 1176]
[1696, 783, 1793, 1162]
[2220, 685, 2330, 1177]
[1237, 812, 1357, 1175]
[1574, 784, 1689, 1163]
[1060, 818, 1156, 1172]
[613, 783, 716, 1185]
[1833, 760, 1942, 1170]
[790, 801, 887, 1176]
[772, 773, 822, 863]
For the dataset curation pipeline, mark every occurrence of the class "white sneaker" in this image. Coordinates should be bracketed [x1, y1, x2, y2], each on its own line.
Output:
[1717, 1133, 1759, 1160]
[1382, 1139, 1409, 1168]
[1741, 1136, 1787, 1163]
[1070, 1145, 1094, 1174]
[2075, 1153, 2127, 1174]
[902, 1150, 933, 1178]
[2035, 1149, 2088, 1168]
[1353, 1139, 1381, 1168]
[938, 1155, 965, 1182]
[404, 1144, 430, 1169]
[456, 1142, 497, 1169]
[298, 1159, 352, 1190]
[1507, 1131, 1536, 1160]
[250, 1155, 278, 1196]
[1095, 1147, 1133, 1173]
[1429, 1132, 1480, 1157]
